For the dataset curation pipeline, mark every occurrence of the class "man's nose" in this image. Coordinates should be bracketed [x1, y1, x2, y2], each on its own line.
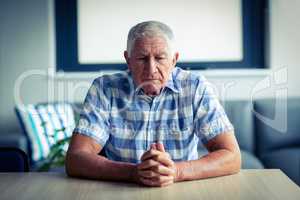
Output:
[146, 57, 158, 75]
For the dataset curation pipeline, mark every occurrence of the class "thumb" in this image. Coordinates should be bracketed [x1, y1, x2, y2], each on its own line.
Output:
[156, 142, 165, 152]
[150, 143, 157, 150]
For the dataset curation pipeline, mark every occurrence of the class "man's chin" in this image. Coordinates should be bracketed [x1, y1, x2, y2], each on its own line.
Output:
[142, 85, 162, 96]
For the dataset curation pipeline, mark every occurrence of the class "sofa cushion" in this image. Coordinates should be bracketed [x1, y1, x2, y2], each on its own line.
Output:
[255, 98, 300, 155]
[260, 148, 300, 186]
[0, 133, 27, 154]
[240, 150, 264, 169]
[198, 149, 264, 169]
[0, 147, 29, 172]
[15, 103, 75, 162]
[223, 100, 255, 153]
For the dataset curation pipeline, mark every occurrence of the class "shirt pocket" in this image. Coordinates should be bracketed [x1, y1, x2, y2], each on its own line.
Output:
[170, 123, 192, 137]
[109, 122, 137, 149]
[156, 122, 191, 139]
[156, 123, 192, 153]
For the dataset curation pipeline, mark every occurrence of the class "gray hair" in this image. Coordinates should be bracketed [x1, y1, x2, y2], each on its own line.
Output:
[126, 21, 175, 56]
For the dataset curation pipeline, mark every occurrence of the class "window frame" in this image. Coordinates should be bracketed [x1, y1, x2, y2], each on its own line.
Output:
[55, 0, 267, 72]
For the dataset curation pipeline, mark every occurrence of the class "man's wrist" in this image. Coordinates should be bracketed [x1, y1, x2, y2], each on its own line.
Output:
[128, 164, 138, 183]
[174, 162, 182, 182]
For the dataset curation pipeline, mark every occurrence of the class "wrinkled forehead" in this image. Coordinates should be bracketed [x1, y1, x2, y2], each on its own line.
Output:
[132, 36, 172, 55]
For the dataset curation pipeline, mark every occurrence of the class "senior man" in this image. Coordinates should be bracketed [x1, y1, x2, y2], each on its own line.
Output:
[66, 21, 241, 187]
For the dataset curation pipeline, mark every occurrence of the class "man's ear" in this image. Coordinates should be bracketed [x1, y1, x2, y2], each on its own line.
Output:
[124, 51, 130, 65]
[172, 52, 179, 66]
[124, 51, 131, 71]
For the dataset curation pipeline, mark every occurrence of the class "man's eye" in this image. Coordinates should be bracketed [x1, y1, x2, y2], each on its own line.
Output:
[156, 57, 165, 60]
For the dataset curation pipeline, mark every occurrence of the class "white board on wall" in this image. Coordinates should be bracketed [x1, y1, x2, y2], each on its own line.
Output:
[77, 0, 243, 64]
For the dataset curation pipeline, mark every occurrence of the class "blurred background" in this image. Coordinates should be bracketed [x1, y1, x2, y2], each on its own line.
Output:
[1, 0, 300, 133]
[0, 0, 299, 184]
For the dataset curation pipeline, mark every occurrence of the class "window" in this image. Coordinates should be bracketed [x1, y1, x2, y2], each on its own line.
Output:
[55, 0, 267, 72]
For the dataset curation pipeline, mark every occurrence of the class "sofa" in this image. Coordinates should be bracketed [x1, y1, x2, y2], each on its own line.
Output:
[0, 98, 299, 186]
[198, 99, 265, 169]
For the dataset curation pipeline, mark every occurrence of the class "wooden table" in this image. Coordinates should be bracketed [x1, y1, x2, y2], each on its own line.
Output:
[0, 169, 299, 200]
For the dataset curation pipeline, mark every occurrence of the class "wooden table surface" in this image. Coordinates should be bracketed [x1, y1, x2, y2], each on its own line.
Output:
[0, 169, 299, 200]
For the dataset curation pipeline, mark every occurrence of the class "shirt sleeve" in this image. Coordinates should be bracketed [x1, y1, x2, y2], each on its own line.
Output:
[73, 78, 111, 147]
[193, 77, 234, 145]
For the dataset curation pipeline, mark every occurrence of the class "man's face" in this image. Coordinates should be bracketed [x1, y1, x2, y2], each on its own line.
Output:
[124, 36, 179, 96]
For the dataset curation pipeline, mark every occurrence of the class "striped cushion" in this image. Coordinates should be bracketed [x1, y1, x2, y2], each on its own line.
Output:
[15, 103, 75, 162]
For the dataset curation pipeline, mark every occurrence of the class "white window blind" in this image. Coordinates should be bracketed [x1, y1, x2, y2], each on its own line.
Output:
[77, 0, 243, 64]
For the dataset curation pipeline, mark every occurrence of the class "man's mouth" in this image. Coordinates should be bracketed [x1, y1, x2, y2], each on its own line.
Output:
[143, 79, 159, 81]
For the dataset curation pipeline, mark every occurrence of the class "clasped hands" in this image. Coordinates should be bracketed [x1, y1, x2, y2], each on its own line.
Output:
[135, 142, 178, 187]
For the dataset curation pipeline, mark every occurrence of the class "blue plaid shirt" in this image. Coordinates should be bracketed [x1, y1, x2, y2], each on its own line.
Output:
[74, 67, 233, 163]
